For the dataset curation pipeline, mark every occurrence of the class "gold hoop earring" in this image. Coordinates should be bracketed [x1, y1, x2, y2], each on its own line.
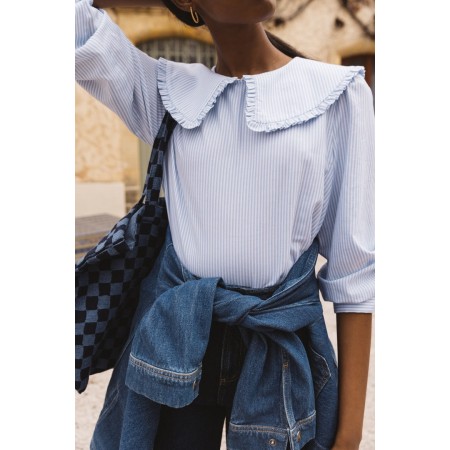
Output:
[190, 6, 200, 24]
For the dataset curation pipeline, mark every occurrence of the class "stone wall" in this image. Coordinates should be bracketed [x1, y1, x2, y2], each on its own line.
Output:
[265, 0, 374, 63]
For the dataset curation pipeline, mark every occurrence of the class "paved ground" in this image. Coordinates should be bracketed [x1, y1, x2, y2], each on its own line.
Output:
[76, 258, 375, 449]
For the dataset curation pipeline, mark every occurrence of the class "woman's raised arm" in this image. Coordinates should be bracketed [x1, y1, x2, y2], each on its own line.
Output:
[75, 0, 166, 145]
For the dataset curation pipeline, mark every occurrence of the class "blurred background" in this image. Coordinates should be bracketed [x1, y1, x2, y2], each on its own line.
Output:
[75, 1, 375, 448]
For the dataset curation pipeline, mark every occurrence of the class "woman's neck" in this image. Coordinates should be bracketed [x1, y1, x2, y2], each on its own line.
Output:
[207, 22, 292, 78]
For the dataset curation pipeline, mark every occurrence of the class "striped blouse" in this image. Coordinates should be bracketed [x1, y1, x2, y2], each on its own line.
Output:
[75, 0, 375, 313]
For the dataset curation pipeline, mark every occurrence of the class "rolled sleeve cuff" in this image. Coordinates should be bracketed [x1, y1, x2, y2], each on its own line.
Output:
[318, 263, 375, 314]
[333, 297, 374, 313]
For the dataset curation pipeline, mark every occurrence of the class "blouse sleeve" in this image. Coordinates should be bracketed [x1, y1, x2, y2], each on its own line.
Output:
[75, 0, 165, 145]
[317, 73, 375, 314]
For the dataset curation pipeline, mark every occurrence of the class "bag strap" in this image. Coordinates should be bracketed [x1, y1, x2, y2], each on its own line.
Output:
[142, 110, 178, 205]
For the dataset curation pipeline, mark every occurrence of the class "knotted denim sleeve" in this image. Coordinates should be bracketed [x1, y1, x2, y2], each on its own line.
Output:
[122, 236, 338, 450]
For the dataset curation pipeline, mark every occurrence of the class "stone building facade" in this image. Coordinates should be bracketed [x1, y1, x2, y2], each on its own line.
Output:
[75, 0, 375, 217]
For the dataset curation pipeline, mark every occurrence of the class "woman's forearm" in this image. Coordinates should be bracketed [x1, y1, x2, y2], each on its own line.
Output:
[92, 0, 163, 8]
[333, 312, 372, 449]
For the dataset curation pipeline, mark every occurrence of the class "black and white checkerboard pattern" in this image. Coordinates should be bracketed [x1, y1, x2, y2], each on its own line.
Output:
[75, 110, 177, 393]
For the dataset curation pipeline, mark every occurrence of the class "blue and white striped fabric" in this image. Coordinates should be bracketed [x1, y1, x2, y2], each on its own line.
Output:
[75, 0, 375, 313]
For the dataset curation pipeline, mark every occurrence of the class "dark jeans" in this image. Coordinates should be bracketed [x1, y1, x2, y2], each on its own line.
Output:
[153, 318, 296, 450]
[155, 401, 295, 450]
[153, 319, 240, 450]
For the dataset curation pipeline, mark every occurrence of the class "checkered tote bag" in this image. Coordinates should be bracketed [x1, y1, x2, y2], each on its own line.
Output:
[75, 111, 177, 393]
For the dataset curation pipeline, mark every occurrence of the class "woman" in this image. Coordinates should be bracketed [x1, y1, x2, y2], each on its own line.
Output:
[75, 1, 374, 449]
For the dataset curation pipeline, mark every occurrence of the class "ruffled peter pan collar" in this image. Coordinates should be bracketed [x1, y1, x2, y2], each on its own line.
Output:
[156, 55, 365, 133]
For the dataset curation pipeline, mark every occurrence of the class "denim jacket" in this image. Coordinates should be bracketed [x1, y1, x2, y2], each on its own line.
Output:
[91, 228, 338, 450]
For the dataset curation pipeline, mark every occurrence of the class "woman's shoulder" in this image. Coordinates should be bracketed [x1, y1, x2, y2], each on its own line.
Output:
[293, 56, 365, 79]
[155, 57, 237, 129]
[289, 56, 369, 107]
[244, 56, 368, 131]
[297, 56, 373, 100]
[296, 58, 374, 121]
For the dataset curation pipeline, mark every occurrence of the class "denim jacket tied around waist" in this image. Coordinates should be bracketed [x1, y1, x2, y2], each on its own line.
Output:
[91, 227, 339, 450]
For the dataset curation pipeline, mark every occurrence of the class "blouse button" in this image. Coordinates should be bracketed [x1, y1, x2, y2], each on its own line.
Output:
[268, 438, 277, 446]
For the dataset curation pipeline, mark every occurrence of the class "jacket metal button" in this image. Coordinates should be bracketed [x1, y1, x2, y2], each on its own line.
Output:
[296, 430, 301, 442]
[192, 379, 199, 390]
[268, 438, 277, 446]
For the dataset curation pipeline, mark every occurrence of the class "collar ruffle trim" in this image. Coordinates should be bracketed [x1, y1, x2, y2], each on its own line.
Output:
[156, 56, 365, 133]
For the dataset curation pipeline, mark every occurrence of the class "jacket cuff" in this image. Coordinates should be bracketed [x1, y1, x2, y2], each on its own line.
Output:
[126, 353, 203, 408]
